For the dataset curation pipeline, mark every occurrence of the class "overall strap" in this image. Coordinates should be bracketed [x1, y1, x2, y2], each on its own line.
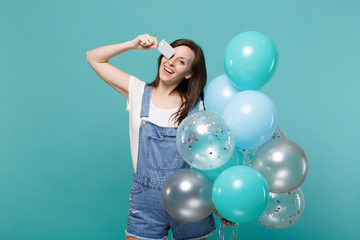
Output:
[140, 84, 202, 119]
[140, 85, 152, 118]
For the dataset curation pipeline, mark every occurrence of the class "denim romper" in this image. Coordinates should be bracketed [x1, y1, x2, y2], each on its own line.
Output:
[126, 85, 216, 240]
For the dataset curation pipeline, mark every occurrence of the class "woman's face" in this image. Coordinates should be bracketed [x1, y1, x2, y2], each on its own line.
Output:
[159, 45, 195, 86]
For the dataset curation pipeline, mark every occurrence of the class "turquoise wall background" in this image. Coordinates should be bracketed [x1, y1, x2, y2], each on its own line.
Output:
[1, 0, 359, 239]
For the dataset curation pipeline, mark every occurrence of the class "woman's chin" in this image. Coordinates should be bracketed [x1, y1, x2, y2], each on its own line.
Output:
[160, 72, 174, 80]
[159, 75, 174, 82]
[159, 73, 185, 86]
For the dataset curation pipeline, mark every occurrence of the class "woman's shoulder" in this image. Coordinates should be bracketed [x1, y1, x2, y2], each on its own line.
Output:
[129, 75, 146, 91]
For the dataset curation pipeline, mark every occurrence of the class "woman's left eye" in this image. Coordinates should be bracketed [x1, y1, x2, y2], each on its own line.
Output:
[178, 60, 185, 65]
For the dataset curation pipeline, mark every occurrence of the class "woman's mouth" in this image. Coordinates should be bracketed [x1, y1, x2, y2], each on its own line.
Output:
[164, 66, 174, 75]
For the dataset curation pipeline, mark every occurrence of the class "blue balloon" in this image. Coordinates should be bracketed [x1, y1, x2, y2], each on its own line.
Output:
[212, 166, 269, 223]
[224, 31, 278, 90]
[223, 90, 277, 149]
[204, 74, 240, 115]
[195, 147, 243, 182]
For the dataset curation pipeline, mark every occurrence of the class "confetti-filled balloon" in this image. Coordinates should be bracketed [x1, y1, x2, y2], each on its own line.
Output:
[176, 111, 235, 170]
[161, 169, 214, 223]
[257, 188, 305, 229]
[195, 146, 244, 182]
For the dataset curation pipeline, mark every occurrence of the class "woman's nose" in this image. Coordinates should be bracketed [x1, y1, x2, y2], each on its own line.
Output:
[168, 58, 175, 66]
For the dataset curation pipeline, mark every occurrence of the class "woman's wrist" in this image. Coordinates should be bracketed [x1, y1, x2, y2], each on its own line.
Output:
[125, 40, 138, 50]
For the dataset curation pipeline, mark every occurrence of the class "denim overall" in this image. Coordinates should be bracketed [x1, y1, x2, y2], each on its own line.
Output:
[126, 85, 216, 240]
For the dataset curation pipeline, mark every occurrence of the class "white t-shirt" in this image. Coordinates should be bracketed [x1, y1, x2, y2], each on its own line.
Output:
[126, 76, 204, 172]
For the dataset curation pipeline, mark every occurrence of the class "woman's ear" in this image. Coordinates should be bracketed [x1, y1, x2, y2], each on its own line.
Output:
[185, 72, 192, 80]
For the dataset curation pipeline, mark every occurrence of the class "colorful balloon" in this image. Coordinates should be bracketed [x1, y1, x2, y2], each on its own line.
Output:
[252, 139, 309, 193]
[204, 74, 240, 115]
[223, 90, 277, 149]
[195, 147, 243, 182]
[224, 31, 278, 90]
[176, 111, 235, 170]
[161, 169, 214, 222]
[243, 126, 287, 167]
[212, 166, 269, 223]
[257, 188, 305, 229]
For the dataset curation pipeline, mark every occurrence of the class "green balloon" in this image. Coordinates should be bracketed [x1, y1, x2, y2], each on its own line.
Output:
[212, 166, 269, 223]
[224, 31, 278, 90]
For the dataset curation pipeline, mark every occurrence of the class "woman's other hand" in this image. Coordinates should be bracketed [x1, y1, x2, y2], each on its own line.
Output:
[213, 208, 236, 227]
[131, 34, 158, 50]
[221, 218, 236, 227]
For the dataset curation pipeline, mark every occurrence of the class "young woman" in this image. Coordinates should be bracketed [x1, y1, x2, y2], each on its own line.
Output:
[86, 34, 230, 240]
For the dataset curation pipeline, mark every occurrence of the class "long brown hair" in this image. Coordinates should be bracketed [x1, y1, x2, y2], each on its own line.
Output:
[149, 39, 207, 125]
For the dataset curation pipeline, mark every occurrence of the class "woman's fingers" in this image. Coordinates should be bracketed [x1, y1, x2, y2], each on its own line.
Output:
[145, 34, 152, 43]
[139, 35, 147, 47]
[221, 218, 236, 227]
[133, 34, 158, 49]
[213, 209, 236, 226]
[142, 34, 158, 48]
[148, 36, 158, 49]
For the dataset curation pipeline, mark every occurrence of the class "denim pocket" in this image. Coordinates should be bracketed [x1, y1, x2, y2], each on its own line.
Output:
[130, 182, 147, 195]
[146, 136, 181, 171]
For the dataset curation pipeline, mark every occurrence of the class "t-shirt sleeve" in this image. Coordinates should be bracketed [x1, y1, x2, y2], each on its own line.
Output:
[198, 99, 205, 111]
[127, 75, 146, 112]
[125, 76, 133, 112]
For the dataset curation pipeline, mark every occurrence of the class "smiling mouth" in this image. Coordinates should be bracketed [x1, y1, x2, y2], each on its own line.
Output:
[164, 66, 174, 74]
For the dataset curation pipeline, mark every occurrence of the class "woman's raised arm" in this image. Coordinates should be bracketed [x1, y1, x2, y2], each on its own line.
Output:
[86, 34, 158, 100]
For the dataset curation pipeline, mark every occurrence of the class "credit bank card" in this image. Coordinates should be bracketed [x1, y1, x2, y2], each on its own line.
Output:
[158, 39, 176, 59]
